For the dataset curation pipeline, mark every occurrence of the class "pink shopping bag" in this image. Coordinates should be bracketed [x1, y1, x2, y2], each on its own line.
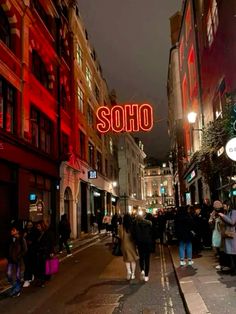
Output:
[45, 257, 59, 275]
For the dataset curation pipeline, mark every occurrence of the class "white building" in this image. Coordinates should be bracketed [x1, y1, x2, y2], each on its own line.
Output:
[118, 135, 146, 214]
[144, 164, 175, 212]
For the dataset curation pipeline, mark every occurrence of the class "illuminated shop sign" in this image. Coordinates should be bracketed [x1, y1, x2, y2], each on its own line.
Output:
[96, 103, 154, 133]
[88, 170, 97, 179]
[187, 170, 196, 183]
[225, 137, 236, 161]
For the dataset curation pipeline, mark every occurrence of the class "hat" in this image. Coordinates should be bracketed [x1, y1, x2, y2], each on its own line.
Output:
[213, 200, 223, 210]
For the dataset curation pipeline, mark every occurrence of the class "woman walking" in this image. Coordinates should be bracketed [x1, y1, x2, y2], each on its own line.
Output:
[118, 214, 139, 281]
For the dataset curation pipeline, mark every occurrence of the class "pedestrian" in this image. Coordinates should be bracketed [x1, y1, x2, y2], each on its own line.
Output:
[90, 213, 96, 234]
[175, 206, 195, 266]
[6, 224, 27, 297]
[218, 200, 236, 275]
[209, 201, 223, 257]
[34, 220, 55, 287]
[59, 214, 72, 256]
[132, 214, 153, 282]
[118, 214, 139, 280]
[192, 204, 203, 256]
[96, 209, 103, 234]
[23, 220, 38, 288]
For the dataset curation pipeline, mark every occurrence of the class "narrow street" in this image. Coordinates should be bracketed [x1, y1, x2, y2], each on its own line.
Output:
[0, 238, 186, 314]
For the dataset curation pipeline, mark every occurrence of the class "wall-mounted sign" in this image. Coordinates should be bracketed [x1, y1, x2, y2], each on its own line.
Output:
[88, 170, 97, 179]
[187, 170, 196, 183]
[96, 103, 154, 133]
[225, 137, 236, 161]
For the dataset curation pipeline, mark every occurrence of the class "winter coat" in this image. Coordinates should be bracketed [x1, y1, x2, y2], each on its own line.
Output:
[132, 219, 153, 251]
[118, 225, 139, 263]
[220, 210, 236, 255]
[175, 210, 195, 242]
[59, 220, 71, 240]
[7, 236, 27, 264]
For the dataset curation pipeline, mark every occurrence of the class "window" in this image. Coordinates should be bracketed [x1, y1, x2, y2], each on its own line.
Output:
[0, 6, 11, 48]
[30, 107, 53, 154]
[61, 85, 68, 111]
[109, 138, 113, 154]
[86, 66, 92, 90]
[188, 46, 197, 96]
[179, 37, 184, 69]
[0, 77, 16, 133]
[95, 84, 100, 103]
[87, 104, 93, 126]
[88, 142, 95, 167]
[32, 50, 50, 90]
[77, 86, 84, 113]
[79, 130, 85, 160]
[76, 44, 83, 67]
[105, 159, 108, 176]
[96, 150, 102, 173]
[185, 4, 192, 40]
[61, 133, 69, 159]
[182, 74, 188, 111]
[207, 0, 219, 47]
[32, 0, 50, 30]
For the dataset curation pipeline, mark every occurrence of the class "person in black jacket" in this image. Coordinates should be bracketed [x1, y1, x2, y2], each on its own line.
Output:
[59, 214, 71, 256]
[6, 224, 27, 297]
[34, 220, 54, 287]
[175, 206, 195, 266]
[132, 214, 153, 282]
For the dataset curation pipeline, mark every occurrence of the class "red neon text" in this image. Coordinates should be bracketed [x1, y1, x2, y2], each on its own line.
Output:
[96, 104, 154, 133]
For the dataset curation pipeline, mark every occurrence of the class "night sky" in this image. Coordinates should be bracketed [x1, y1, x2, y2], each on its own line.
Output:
[77, 0, 182, 160]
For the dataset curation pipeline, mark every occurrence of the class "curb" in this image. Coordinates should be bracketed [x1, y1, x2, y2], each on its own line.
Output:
[168, 245, 210, 314]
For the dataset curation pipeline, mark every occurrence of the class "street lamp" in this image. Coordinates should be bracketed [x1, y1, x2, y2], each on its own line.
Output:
[187, 111, 203, 131]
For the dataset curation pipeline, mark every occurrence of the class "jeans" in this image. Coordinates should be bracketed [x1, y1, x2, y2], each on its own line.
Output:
[7, 262, 21, 293]
[179, 240, 192, 260]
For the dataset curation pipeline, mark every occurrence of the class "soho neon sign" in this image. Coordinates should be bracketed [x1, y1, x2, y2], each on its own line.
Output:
[96, 104, 154, 133]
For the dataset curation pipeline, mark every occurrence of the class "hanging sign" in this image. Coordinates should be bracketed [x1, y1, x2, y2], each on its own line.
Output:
[225, 137, 236, 161]
[96, 104, 154, 133]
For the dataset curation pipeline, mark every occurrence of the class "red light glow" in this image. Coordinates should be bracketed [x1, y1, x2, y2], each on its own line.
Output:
[96, 104, 154, 133]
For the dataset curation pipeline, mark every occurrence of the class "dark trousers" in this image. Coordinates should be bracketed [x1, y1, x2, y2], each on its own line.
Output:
[24, 252, 35, 281]
[137, 244, 151, 276]
[59, 237, 71, 254]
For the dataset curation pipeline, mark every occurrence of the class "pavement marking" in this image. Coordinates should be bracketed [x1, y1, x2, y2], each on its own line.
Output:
[60, 240, 101, 262]
[180, 280, 193, 284]
[203, 281, 220, 284]
[159, 244, 175, 314]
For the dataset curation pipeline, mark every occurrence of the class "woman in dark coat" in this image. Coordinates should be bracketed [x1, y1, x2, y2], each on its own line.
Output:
[132, 215, 153, 282]
[34, 220, 54, 287]
[175, 206, 195, 266]
[59, 214, 71, 255]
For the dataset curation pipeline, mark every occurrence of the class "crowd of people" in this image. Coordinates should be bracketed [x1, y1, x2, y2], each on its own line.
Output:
[5, 214, 71, 297]
[4, 199, 236, 297]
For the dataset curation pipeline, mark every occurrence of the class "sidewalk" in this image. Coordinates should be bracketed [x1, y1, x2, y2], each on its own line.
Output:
[169, 245, 236, 314]
[0, 232, 107, 296]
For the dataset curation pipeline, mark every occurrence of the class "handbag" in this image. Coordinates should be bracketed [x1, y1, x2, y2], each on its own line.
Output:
[112, 237, 122, 256]
[45, 257, 59, 275]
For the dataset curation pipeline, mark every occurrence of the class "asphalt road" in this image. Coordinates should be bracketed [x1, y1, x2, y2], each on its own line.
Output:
[0, 238, 186, 314]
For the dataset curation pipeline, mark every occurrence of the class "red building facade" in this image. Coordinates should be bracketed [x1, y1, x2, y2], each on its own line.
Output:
[0, 0, 73, 255]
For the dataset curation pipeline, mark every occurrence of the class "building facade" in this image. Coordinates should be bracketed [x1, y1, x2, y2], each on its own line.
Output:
[144, 163, 175, 212]
[118, 134, 146, 214]
[168, 0, 236, 205]
[0, 0, 120, 256]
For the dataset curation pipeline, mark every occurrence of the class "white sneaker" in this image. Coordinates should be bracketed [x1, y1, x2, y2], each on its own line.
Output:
[215, 265, 222, 270]
[127, 271, 131, 280]
[140, 270, 145, 280]
[23, 281, 30, 288]
[188, 260, 194, 266]
[180, 260, 186, 266]
[144, 276, 149, 282]
[131, 273, 135, 280]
